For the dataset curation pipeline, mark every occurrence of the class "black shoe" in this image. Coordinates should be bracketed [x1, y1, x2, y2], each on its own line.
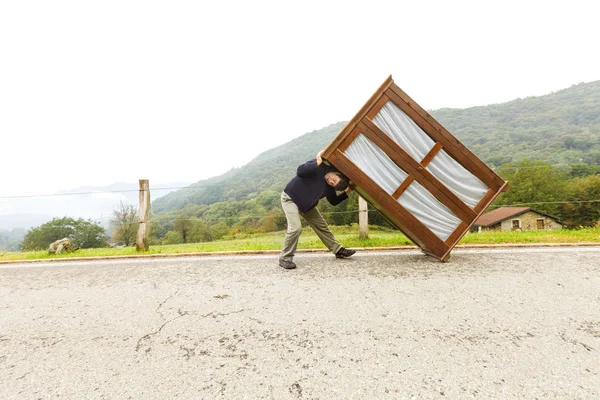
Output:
[279, 258, 297, 269]
[335, 247, 356, 258]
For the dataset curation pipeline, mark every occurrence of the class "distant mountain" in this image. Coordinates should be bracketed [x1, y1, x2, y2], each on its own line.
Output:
[0, 226, 25, 252]
[0, 181, 192, 251]
[432, 80, 600, 166]
[0, 181, 191, 231]
[152, 122, 346, 212]
[0, 214, 52, 232]
[153, 80, 600, 213]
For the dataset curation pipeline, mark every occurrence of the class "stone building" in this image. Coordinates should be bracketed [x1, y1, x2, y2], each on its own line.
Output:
[474, 207, 564, 232]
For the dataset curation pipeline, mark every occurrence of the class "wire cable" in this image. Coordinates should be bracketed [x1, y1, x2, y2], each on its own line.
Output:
[2, 163, 600, 199]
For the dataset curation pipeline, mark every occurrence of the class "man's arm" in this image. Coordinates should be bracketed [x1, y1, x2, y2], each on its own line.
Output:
[325, 186, 349, 206]
[297, 150, 327, 177]
[316, 150, 324, 166]
[296, 159, 319, 178]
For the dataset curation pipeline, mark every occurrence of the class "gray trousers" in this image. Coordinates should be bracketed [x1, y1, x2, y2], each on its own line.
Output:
[280, 191, 342, 261]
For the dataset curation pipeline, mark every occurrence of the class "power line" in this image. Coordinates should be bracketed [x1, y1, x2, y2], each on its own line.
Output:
[491, 199, 600, 208]
[4, 181, 600, 213]
[2, 163, 600, 199]
[111, 199, 600, 226]
[493, 164, 600, 171]
[114, 209, 378, 226]
[0, 189, 143, 199]
[0, 186, 205, 200]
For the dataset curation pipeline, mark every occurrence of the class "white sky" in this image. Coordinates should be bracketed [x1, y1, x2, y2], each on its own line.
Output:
[1, 0, 599, 198]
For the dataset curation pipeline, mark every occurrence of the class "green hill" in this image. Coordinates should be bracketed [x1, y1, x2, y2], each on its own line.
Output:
[153, 80, 600, 214]
[152, 122, 346, 213]
[432, 80, 600, 166]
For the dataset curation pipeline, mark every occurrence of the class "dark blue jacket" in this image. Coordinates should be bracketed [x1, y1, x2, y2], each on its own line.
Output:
[284, 159, 348, 213]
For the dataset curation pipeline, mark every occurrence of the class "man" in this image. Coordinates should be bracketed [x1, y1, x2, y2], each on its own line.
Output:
[279, 152, 356, 269]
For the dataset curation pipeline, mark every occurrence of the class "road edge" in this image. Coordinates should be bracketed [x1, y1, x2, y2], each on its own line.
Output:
[1, 242, 600, 265]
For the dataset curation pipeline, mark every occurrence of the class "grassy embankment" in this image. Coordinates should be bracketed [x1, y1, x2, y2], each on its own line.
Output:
[1, 225, 599, 262]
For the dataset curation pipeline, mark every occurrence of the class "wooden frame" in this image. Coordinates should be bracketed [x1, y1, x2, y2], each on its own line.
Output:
[323, 76, 509, 261]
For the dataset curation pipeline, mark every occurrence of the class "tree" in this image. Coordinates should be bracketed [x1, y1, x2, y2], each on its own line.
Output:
[255, 190, 280, 209]
[161, 218, 212, 244]
[209, 222, 230, 240]
[22, 217, 108, 251]
[568, 163, 600, 178]
[162, 230, 184, 245]
[174, 214, 191, 243]
[188, 218, 212, 242]
[560, 175, 600, 227]
[496, 160, 568, 216]
[259, 209, 279, 232]
[111, 201, 138, 246]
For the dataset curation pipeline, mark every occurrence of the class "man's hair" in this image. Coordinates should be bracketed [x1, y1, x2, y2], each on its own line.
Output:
[334, 173, 349, 191]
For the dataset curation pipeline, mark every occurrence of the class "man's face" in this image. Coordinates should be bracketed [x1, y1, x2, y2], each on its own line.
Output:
[325, 172, 341, 188]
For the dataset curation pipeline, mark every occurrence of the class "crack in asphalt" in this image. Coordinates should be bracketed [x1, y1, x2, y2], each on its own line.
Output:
[135, 290, 187, 353]
[135, 291, 245, 353]
[156, 290, 180, 318]
[559, 331, 595, 352]
[201, 309, 245, 319]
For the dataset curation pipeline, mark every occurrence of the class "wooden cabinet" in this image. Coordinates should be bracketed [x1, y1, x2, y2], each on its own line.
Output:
[323, 76, 509, 261]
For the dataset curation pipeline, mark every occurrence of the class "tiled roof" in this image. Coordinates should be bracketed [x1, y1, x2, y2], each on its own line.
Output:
[475, 207, 531, 227]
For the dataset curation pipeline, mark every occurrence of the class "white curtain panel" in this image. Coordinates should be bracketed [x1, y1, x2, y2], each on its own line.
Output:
[372, 101, 435, 161]
[398, 181, 462, 241]
[344, 133, 408, 195]
[426, 150, 489, 208]
[374, 100, 489, 209]
[344, 133, 461, 241]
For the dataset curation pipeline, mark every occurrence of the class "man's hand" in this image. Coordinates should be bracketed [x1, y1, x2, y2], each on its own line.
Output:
[316, 150, 324, 166]
[345, 183, 354, 194]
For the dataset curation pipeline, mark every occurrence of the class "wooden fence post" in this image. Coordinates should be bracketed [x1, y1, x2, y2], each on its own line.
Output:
[358, 196, 369, 239]
[136, 179, 150, 251]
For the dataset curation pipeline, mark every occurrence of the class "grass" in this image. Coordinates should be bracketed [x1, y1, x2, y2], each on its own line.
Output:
[1, 225, 599, 262]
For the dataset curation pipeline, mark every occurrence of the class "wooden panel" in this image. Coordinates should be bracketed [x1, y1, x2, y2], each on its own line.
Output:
[322, 76, 394, 160]
[337, 128, 362, 153]
[421, 142, 443, 167]
[359, 119, 476, 223]
[475, 181, 509, 219]
[474, 188, 498, 214]
[391, 176, 414, 200]
[440, 180, 511, 260]
[423, 249, 449, 262]
[444, 221, 469, 246]
[385, 85, 505, 191]
[354, 186, 428, 250]
[366, 94, 390, 120]
[440, 252, 452, 262]
[328, 150, 449, 257]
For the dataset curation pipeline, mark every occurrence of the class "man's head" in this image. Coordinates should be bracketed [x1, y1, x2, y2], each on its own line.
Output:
[325, 172, 349, 191]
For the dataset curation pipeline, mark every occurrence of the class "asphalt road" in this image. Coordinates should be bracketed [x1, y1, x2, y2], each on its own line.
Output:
[1, 247, 599, 399]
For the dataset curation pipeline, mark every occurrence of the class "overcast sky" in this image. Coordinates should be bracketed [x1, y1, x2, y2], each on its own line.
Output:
[1, 0, 599, 199]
